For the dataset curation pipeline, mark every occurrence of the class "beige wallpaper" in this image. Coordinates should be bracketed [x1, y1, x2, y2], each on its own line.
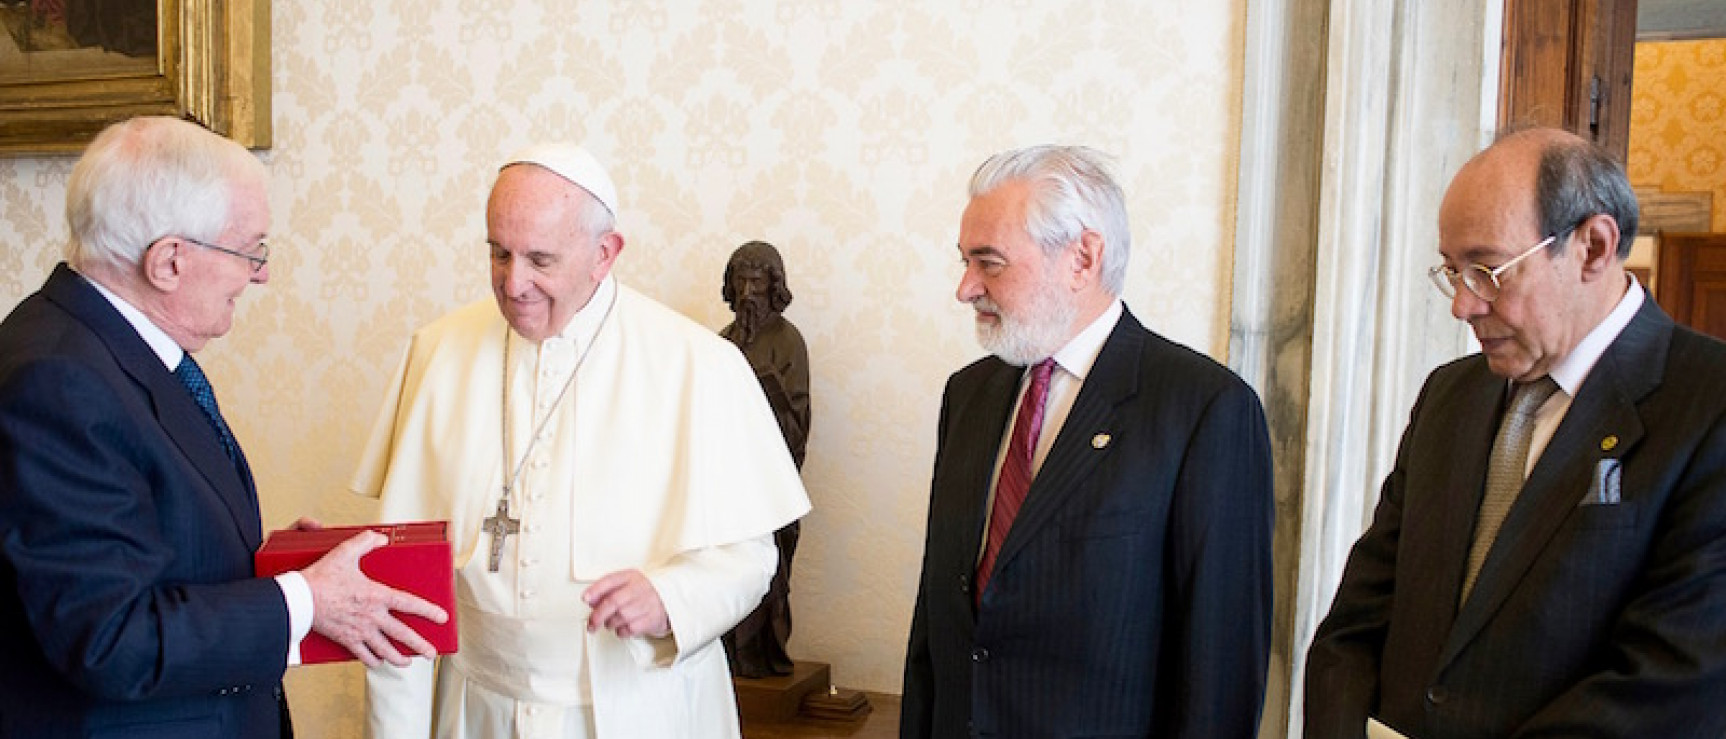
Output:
[0, 0, 1244, 734]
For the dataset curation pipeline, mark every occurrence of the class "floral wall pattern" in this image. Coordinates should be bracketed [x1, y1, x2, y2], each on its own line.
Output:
[0, 1, 1244, 734]
[1629, 38, 1726, 231]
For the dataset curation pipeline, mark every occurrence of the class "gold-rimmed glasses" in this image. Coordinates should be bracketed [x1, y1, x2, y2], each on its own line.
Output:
[1427, 232, 1557, 303]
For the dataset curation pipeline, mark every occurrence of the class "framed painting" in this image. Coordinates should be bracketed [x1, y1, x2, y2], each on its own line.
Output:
[0, 0, 269, 155]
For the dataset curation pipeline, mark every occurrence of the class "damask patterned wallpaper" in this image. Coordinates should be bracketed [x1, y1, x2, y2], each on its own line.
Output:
[0, 1, 1244, 734]
[1629, 38, 1726, 231]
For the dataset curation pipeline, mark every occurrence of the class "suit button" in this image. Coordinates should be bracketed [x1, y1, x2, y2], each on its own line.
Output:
[1426, 686, 1449, 705]
[971, 647, 990, 663]
[958, 573, 971, 593]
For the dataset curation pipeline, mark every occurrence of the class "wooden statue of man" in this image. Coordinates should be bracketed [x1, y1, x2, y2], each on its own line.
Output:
[719, 240, 811, 678]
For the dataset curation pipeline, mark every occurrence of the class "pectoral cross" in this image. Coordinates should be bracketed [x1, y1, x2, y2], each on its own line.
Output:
[483, 497, 520, 572]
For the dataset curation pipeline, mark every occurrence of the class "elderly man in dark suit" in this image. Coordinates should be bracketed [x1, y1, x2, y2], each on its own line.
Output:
[901, 144, 1275, 738]
[0, 116, 445, 738]
[1305, 127, 1726, 738]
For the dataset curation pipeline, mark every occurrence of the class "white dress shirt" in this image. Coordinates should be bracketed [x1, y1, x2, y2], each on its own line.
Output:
[980, 299, 1125, 554]
[1525, 276, 1645, 473]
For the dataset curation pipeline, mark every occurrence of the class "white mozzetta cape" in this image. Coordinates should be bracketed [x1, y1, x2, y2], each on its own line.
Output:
[353, 279, 810, 737]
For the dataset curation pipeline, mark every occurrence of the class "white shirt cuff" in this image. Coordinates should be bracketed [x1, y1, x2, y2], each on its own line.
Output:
[275, 571, 314, 667]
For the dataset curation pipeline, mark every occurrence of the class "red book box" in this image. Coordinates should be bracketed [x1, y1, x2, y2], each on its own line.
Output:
[254, 521, 458, 665]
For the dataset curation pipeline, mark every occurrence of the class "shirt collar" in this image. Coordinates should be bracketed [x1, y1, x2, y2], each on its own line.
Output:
[1545, 274, 1643, 397]
[547, 274, 618, 349]
[75, 267, 185, 371]
[1048, 299, 1123, 381]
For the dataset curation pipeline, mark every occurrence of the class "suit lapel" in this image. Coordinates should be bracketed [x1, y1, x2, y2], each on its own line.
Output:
[991, 310, 1141, 578]
[42, 265, 263, 548]
[1421, 365, 1508, 620]
[953, 361, 1025, 577]
[1442, 295, 1668, 665]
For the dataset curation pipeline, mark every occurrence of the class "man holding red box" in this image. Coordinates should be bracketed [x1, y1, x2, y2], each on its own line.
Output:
[0, 116, 446, 739]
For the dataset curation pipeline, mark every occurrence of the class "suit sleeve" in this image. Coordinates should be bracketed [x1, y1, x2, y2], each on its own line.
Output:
[1303, 387, 1431, 739]
[1159, 379, 1276, 739]
[0, 359, 289, 701]
[1509, 415, 1726, 738]
[900, 583, 935, 739]
[900, 383, 956, 739]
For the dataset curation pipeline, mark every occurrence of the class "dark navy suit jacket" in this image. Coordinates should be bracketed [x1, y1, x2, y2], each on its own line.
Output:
[1306, 294, 1726, 738]
[902, 307, 1275, 738]
[0, 265, 290, 738]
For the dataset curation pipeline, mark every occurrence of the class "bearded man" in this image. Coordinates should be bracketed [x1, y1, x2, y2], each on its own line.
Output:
[716, 240, 811, 679]
[900, 145, 1275, 738]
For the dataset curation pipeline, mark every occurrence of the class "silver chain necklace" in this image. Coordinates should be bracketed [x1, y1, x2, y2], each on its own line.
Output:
[481, 286, 618, 572]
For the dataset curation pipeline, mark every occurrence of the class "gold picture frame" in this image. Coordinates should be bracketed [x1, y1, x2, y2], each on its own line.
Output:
[0, 0, 269, 156]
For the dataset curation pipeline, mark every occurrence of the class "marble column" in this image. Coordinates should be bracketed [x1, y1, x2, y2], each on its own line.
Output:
[1232, 0, 1501, 736]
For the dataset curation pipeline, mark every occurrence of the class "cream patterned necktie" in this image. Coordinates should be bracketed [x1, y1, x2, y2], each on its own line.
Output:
[1461, 376, 1560, 604]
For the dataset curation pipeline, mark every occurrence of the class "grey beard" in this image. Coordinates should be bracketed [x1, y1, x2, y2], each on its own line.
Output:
[974, 292, 1076, 366]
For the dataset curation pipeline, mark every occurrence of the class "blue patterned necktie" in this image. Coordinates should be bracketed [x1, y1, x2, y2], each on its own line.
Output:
[174, 355, 239, 464]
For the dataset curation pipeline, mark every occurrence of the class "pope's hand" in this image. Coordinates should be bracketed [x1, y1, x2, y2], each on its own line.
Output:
[301, 530, 450, 668]
[583, 570, 671, 639]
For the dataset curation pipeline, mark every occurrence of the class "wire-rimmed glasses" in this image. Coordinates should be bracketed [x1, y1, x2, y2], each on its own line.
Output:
[182, 237, 269, 274]
[1427, 232, 1557, 303]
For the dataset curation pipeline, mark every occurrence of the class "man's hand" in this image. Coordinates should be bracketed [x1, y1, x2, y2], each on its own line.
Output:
[301, 530, 449, 668]
[583, 570, 670, 639]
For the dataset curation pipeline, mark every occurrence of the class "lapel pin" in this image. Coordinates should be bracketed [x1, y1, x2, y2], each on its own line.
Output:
[1092, 433, 1111, 450]
[1601, 435, 1618, 452]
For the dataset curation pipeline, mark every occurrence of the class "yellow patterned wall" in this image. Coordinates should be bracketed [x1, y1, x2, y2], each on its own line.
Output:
[1629, 38, 1726, 231]
[0, 1, 1244, 735]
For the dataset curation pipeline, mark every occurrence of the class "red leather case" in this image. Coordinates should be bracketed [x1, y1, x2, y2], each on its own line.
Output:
[255, 521, 457, 664]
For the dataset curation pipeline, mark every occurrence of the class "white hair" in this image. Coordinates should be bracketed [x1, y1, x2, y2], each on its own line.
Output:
[65, 116, 265, 273]
[967, 145, 1131, 295]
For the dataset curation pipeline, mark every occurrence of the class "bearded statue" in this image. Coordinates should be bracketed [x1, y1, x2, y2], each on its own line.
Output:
[719, 240, 811, 678]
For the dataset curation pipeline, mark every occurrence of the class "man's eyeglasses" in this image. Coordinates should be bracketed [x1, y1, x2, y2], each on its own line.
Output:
[1427, 232, 1558, 303]
[182, 237, 269, 274]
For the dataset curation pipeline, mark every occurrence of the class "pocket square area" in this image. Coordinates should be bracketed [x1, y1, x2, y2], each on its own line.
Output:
[1583, 458, 1622, 506]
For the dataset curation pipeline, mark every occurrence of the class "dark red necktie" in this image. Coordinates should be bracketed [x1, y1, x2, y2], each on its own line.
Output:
[976, 358, 1055, 604]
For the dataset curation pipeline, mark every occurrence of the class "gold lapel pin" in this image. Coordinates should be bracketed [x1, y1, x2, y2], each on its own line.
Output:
[1092, 433, 1111, 450]
[1601, 435, 1619, 452]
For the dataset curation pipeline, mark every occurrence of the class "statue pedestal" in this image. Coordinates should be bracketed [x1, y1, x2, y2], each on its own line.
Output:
[733, 660, 829, 723]
[800, 685, 873, 722]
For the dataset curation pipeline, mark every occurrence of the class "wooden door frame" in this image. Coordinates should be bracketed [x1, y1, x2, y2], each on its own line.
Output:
[1498, 0, 1638, 159]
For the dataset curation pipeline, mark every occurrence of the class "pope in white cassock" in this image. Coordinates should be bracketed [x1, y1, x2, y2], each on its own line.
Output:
[352, 143, 811, 738]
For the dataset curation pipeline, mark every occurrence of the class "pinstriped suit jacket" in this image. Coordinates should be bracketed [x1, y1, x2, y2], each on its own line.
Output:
[1305, 295, 1726, 738]
[902, 308, 1274, 738]
[0, 265, 290, 738]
